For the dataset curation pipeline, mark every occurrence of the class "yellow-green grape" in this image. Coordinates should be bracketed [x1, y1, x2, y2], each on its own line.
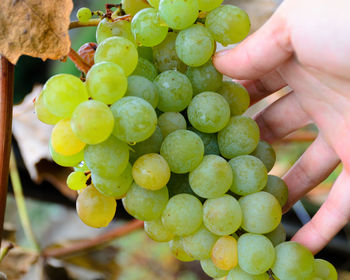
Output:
[131, 126, 163, 160]
[51, 119, 86, 156]
[131, 8, 168, 47]
[264, 223, 286, 247]
[111, 96, 157, 143]
[205, 5, 250, 46]
[183, 225, 219, 260]
[86, 62, 127, 105]
[96, 18, 134, 44]
[250, 141, 276, 172]
[158, 112, 187, 138]
[187, 92, 230, 133]
[176, 24, 215, 67]
[91, 163, 133, 198]
[95, 36, 138, 76]
[271, 242, 315, 280]
[229, 155, 268, 196]
[160, 130, 204, 174]
[125, 76, 159, 108]
[188, 127, 220, 156]
[35, 91, 61, 125]
[201, 258, 229, 278]
[198, 0, 223, 11]
[67, 171, 87, 191]
[237, 233, 275, 275]
[144, 218, 174, 242]
[71, 100, 114, 145]
[123, 183, 169, 221]
[122, 0, 151, 16]
[218, 116, 260, 159]
[76, 185, 116, 228]
[132, 153, 170, 190]
[227, 266, 270, 280]
[239, 192, 282, 234]
[263, 175, 289, 207]
[76, 7, 92, 23]
[162, 193, 203, 236]
[169, 236, 195, 262]
[131, 57, 158, 81]
[147, 0, 159, 8]
[49, 142, 84, 167]
[74, 162, 89, 173]
[313, 259, 338, 280]
[159, 0, 199, 30]
[218, 81, 250, 116]
[211, 236, 238, 271]
[43, 74, 88, 118]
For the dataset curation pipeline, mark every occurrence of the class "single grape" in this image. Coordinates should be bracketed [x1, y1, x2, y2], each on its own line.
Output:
[74, 162, 89, 173]
[169, 236, 195, 262]
[158, 112, 187, 138]
[188, 127, 220, 155]
[144, 218, 174, 242]
[198, 0, 223, 11]
[78, 42, 97, 67]
[71, 100, 114, 145]
[264, 223, 286, 247]
[227, 266, 270, 280]
[211, 236, 238, 271]
[218, 81, 250, 116]
[49, 142, 84, 167]
[263, 175, 289, 207]
[67, 171, 87, 191]
[122, 0, 151, 16]
[131, 57, 158, 81]
[313, 259, 338, 280]
[176, 24, 215, 67]
[160, 130, 204, 174]
[96, 18, 134, 44]
[76, 7, 92, 23]
[125, 75, 159, 108]
[250, 141, 276, 172]
[131, 126, 163, 160]
[35, 90, 61, 125]
[200, 258, 228, 278]
[76, 185, 116, 228]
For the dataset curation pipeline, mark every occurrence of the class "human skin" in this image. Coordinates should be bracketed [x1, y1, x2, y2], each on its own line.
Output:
[213, 0, 350, 254]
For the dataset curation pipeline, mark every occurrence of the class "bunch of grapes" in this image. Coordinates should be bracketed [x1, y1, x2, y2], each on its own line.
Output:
[35, 1, 337, 279]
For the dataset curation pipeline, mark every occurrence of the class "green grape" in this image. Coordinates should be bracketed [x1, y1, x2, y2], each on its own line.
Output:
[169, 236, 195, 262]
[71, 100, 114, 145]
[67, 171, 87, 191]
[43, 74, 88, 118]
[35, 90, 61, 125]
[131, 57, 158, 81]
[313, 259, 337, 280]
[94, 36, 138, 76]
[144, 218, 174, 242]
[250, 141, 276, 172]
[227, 266, 270, 280]
[84, 135, 129, 179]
[131, 8, 168, 47]
[205, 5, 250, 46]
[74, 162, 89, 173]
[189, 155, 232, 198]
[198, 0, 223, 11]
[160, 130, 204, 174]
[188, 127, 220, 155]
[76, 7, 92, 23]
[96, 18, 134, 44]
[200, 258, 229, 278]
[153, 32, 187, 73]
[76, 185, 116, 228]
[218, 81, 250, 116]
[188, 91, 230, 133]
[239, 192, 282, 234]
[176, 24, 215, 67]
[158, 112, 187, 138]
[229, 155, 268, 196]
[263, 175, 289, 207]
[49, 142, 84, 167]
[51, 119, 85, 156]
[237, 233, 275, 275]
[122, 183, 168, 221]
[203, 195, 242, 236]
[218, 116, 260, 159]
[131, 126, 163, 160]
[111, 96, 157, 143]
[167, 173, 197, 198]
[154, 70, 193, 112]
[159, 0, 199, 30]
[186, 60, 223, 95]
[147, 0, 159, 8]
[211, 236, 238, 271]
[122, 0, 151, 15]
[91, 163, 133, 198]
[132, 153, 170, 190]
[272, 242, 315, 280]
[86, 62, 127, 104]
[125, 76, 159, 108]
[162, 193, 203, 236]
[137, 46, 153, 62]
[264, 223, 286, 247]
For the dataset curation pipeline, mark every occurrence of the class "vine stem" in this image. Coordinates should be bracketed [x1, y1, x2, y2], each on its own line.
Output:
[0, 56, 14, 249]
[67, 48, 91, 74]
[0, 242, 14, 263]
[69, 19, 101, 30]
[42, 219, 144, 258]
[9, 150, 40, 253]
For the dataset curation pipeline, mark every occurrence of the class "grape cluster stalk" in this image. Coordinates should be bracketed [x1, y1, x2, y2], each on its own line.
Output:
[35, 1, 337, 279]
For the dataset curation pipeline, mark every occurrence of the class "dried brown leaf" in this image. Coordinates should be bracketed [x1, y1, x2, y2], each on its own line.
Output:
[0, 0, 73, 64]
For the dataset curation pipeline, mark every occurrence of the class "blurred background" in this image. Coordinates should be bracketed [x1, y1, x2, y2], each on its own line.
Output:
[2, 0, 350, 279]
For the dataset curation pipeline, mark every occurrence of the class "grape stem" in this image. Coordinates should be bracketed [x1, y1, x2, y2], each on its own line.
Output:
[0, 56, 14, 250]
[67, 48, 91, 74]
[69, 19, 101, 30]
[42, 219, 144, 258]
[0, 242, 14, 263]
[268, 269, 276, 280]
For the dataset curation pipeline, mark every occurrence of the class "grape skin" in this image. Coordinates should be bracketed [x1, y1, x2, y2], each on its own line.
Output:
[125, 75, 159, 108]
[76, 7, 92, 23]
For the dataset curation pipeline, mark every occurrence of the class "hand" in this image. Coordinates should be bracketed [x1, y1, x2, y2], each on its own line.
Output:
[213, 0, 350, 254]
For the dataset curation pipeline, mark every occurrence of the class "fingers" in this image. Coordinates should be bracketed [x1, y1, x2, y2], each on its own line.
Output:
[213, 6, 293, 80]
[291, 170, 350, 254]
[282, 135, 340, 212]
[253, 90, 312, 143]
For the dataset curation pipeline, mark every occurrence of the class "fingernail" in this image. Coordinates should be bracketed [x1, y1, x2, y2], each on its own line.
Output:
[214, 48, 232, 57]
